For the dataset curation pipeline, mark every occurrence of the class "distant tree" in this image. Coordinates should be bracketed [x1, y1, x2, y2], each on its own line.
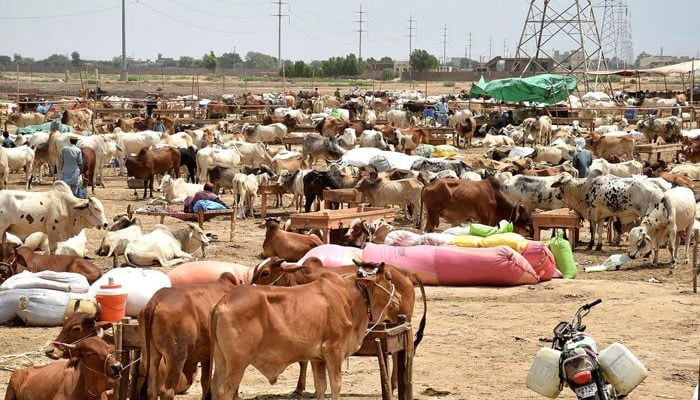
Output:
[13, 54, 22, 63]
[0, 55, 12, 66]
[366, 57, 377, 63]
[178, 56, 195, 68]
[219, 52, 243, 69]
[160, 59, 178, 67]
[71, 51, 81, 67]
[380, 56, 393, 62]
[410, 49, 439, 94]
[381, 68, 398, 80]
[202, 51, 218, 73]
[39, 54, 70, 67]
[244, 51, 277, 70]
[191, 59, 202, 69]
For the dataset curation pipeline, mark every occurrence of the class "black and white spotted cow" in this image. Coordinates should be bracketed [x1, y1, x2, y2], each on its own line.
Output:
[410, 159, 471, 177]
[629, 186, 696, 267]
[497, 172, 571, 212]
[552, 174, 665, 251]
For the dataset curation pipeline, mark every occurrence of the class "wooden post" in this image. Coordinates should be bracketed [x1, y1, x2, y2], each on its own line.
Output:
[161, 65, 164, 87]
[375, 339, 392, 400]
[197, 209, 204, 229]
[16, 64, 20, 99]
[29, 65, 32, 83]
[118, 318, 130, 400]
[693, 235, 697, 294]
[230, 208, 235, 241]
[112, 320, 124, 400]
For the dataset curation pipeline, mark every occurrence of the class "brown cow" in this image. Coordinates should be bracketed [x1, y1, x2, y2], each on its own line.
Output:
[0, 244, 102, 284]
[137, 272, 240, 400]
[454, 118, 477, 148]
[397, 127, 431, 154]
[588, 133, 635, 160]
[45, 312, 111, 359]
[681, 139, 700, 163]
[316, 117, 348, 137]
[80, 147, 96, 193]
[260, 218, 322, 262]
[420, 177, 531, 235]
[206, 101, 233, 119]
[521, 161, 579, 177]
[210, 261, 400, 400]
[251, 257, 426, 394]
[262, 114, 298, 131]
[125, 146, 180, 198]
[5, 336, 122, 400]
[345, 218, 422, 248]
[61, 108, 93, 130]
[656, 171, 694, 188]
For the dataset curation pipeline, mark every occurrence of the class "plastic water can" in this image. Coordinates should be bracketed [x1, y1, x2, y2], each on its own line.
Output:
[526, 347, 562, 398]
[598, 343, 648, 395]
[95, 278, 128, 322]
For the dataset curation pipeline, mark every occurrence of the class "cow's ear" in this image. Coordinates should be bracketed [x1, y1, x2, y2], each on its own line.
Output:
[73, 199, 89, 209]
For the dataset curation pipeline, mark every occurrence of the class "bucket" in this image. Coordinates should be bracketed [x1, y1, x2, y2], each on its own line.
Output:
[95, 278, 127, 322]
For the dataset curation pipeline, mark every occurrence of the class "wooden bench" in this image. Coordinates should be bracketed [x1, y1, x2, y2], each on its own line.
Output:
[126, 204, 236, 241]
[323, 188, 364, 209]
[258, 184, 287, 218]
[634, 142, 683, 163]
[532, 208, 579, 248]
[289, 205, 395, 243]
[282, 136, 305, 150]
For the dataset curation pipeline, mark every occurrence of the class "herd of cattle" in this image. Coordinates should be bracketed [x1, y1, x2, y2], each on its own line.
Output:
[0, 88, 699, 399]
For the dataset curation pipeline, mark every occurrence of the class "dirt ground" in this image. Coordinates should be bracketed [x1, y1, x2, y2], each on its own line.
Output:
[0, 155, 697, 400]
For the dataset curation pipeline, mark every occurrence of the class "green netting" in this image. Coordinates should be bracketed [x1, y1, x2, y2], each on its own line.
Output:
[16, 123, 73, 135]
[471, 74, 577, 104]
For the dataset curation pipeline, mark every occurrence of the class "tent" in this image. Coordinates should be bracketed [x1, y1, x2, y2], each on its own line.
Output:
[471, 74, 577, 104]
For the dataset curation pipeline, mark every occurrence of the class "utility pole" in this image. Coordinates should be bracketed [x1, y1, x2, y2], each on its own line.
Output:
[406, 15, 415, 81]
[442, 25, 448, 65]
[356, 5, 365, 59]
[273, 0, 287, 69]
[119, 0, 127, 81]
[503, 39, 507, 58]
[488, 36, 493, 60]
[467, 31, 474, 70]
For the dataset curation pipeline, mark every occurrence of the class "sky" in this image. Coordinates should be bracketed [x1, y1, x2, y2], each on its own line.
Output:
[1, 0, 698, 63]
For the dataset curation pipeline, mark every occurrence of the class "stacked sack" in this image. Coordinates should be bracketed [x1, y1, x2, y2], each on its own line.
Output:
[88, 268, 171, 317]
[0, 271, 90, 326]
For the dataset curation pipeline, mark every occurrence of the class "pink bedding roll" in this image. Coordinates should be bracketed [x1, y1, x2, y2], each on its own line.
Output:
[168, 261, 253, 286]
[299, 244, 363, 268]
[362, 244, 539, 286]
[522, 241, 557, 281]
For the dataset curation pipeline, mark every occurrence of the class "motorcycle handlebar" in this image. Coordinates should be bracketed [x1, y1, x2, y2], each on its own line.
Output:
[582, 299, 602, 310]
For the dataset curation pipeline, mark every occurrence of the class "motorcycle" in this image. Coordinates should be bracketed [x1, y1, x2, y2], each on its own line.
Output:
[527, 299, 647, 399]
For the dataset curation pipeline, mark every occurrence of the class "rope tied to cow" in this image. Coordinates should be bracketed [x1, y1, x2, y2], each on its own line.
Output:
[365, 282, 397, 336]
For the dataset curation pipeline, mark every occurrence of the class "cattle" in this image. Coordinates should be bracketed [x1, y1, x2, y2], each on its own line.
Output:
[251, 257, 426, 394]
[97, 218, 143, 266]
[589, 159, 643, 178]
[421, 177, 531, 235]
[589, 133, 635, 160]
[337, 128, 357, 150]
[0, 181, 108, 252]
[628, 186, 695, 268]
[243, 122, 288, 143]
[521, 115, 552, 145]
[315, 117, 348, 137]
[7, 112, 45, 128]
[411, 158, 471, 177]
[396, 127, 430, 154]
[681, 139, 700, 163]
[301, 134, 346, 167]
[532, 143, 573, 165]
[223, 140, 273, 168]
[138, 272, 240, 400]
[498, 173, 572, 212]
[2, 232, 49, 254]
[80, 146, 96, 193]
[260, 218, 322, 261]
[53, 134, 123, 184]
[449, 109, 474, 128]
[302, 169, 346, 212]
[364, 109, 377, 124]
[593, 115, 613, 128]
[454, 118, 477, 148]
[61, 108, 93, 130]
[105, 129, 162, 174]
[125, 146, 180, 198]
[656, 171, 694, 188]
[0, 147, 8, 189]
[0, 244, 102, 284]
[637, 116, 682, 143]
[483, 133, 515, 147]
[195, 146, 241, 182]
[161, 131, 194, 148]
[153, 174, 203, 204]
[5, 336, 121, 400]
[179, 147, 198, 182]
[277, 169, 311, 210]
[232, 172, 268, 218]
[359, 129, 390, 150]
[207, 165, 242, 194]
[124, 223, 210, 267]
[551, 173, 665, 251]
[271, 151, 306, 176]
[4, 145, 35, 190]
[386, 109, 414, 128]
[345, 218, 422, 248]
[55, 229, 87, 258]
[520, 162, 578, 177]
[669, 163, 700, 180]
[209, 261, 399, 400]
[44, 312, 111, 359]
[355, 175, 423, 224]
[207, 100, 234, 118]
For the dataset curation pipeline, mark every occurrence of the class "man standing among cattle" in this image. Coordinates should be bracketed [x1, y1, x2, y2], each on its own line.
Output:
[60, 136, 83, 197]
[571, 137, 592, 178]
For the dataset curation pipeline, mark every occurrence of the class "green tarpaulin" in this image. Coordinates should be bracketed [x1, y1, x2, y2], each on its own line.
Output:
[471, 74, 577, 104]
[16, 123, 73, 135]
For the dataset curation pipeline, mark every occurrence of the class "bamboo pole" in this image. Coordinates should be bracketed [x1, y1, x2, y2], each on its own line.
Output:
[15, 64, 19, 100]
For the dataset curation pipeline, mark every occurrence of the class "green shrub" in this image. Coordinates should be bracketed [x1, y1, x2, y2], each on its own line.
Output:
[381, 68, 398, 81]
[443, 81, 455, 87]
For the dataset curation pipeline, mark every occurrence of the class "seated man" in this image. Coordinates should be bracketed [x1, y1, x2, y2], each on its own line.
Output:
[184, 182, 227, 213]
[2, 131, 16, 148]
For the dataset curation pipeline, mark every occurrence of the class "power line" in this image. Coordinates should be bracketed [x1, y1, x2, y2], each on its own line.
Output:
[356, 5, 365, 59]
[272, 0, 288, 69]
[467, 31, 474, 69]
[288, 23, 351, 46]
[293, 1, 353, 24]
[0, 2, 129, 19]
[167, 0, 267, 19]
[138, 2, 272, 34]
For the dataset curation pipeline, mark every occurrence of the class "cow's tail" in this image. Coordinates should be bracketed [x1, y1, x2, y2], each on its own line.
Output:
[208, 303, 221, 398]
[138, 299, 156, 399]
[417, 184, 425, 230]
[411, 273, 427, 350]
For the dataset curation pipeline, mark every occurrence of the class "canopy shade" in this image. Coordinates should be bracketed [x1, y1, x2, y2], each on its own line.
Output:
[587, 60, 699, 77]
[470, 74, 577, 104]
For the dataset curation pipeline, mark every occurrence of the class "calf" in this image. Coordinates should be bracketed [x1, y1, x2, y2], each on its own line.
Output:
[125, 147, 180, 198]
[588, 133, 635, 160]
[178, 147, 198, 183]
[207, 165, 241, 194]
[355, 175, 423, 224]
[589, 158, 642, 178]
[454, 118, 476, 148]
[260, 218, 322, 262]
[277, 169, 311, 211]
[44, 312, 110, 359]
[629, 187, 695, 267]
[302, 134, 346, 167]
[302, 170, 343, 212]
[0, 244, 102, 284]
[5, 336, 121, 400]
[97, 218, 143, 266]
[80, 147, 96, 193]
[421, 177, 531, 235]
[138, 272, 239, 400]
[124, 223, 210, 267]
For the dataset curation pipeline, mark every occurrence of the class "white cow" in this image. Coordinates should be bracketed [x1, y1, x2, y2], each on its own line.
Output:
[359, 130, 390, 150]
[670, 163, 700, 180]
[629, 187, 695, 266]
[483, 134, 515, 147]
[337, 128, 356, 150]
[161, 132, 194, 149]
[364, 109, 377, 125]
[97, 219, 143, 265]
[386, 109, 412, 128]
[277, 169, 311, 210]
[533, 144, 573, 165]
[0, 181, 108, 252]
[232, 173, 263, 218]
[0, 147, 8, 189]
[223, 141, 273, 167]
[4, 232, 49, 253]
[5, 146, 35, 190]
[75, 135, 123, 184]
[123, 223, 210, 267]
[196, 146, 242, 182]
[55, 229, 88, 258]
[449, 109, 474, 127]
[104, 129, 162, 174]
[242, 123, 287, 143]
[151, 174, 203, 204]
[589, 159, 643, 178]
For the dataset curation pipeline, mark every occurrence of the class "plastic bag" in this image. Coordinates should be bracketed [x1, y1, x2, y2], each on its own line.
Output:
[548, 231, 577, 279]
[450, 235, 483, 248]
[15, 289, 76, 326]
[1, 271, 89, 293]
[481, 233, 528, 254]
[469, 220, 513, 237]
[415, 144, 434, 158]
[88, 268, 171, 316]
[384, 230, 424, 247]
[433, 145, 458, 158]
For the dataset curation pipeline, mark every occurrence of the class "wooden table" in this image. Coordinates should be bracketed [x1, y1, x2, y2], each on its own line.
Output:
[634, 142, 683, 163]
[282, 136, 305, 150]
[111, 318, 414, 400]
[258, 184, 287, 217]
[289, 205, 395, 243]
[532, 208, 579, 248]
[126, 204, 236, 241]
[323, 188, 364, 209]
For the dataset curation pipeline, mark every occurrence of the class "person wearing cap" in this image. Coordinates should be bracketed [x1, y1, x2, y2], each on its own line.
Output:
[2, 131, 16, 148]
[60, 136, 83, 196]
[184, 182, 227, 213]
[572, 137, 592, 178]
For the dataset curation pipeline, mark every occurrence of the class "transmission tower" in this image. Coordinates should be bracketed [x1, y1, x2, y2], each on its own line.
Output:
[442, 25, 448, 65]
[596, 0, 632, 69]
[513, 0, 607, 90]
[406, 15, 415, 80]
[356, 5, 366, 59]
